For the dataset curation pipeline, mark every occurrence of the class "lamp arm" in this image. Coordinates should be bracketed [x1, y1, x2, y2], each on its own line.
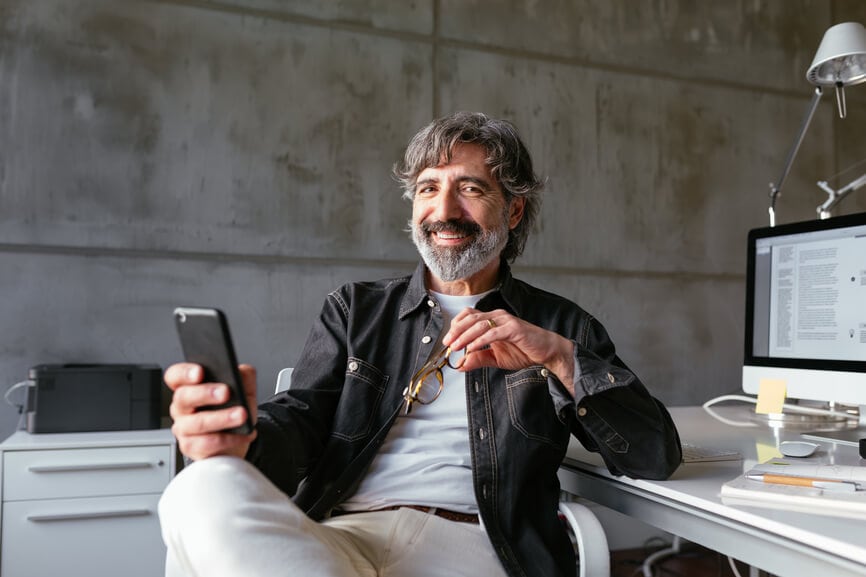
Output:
[768, 86, 824, 226]
[816, 172, 866, 218]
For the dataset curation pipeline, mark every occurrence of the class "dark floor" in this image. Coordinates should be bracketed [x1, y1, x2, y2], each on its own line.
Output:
[609, 543, 751, 577]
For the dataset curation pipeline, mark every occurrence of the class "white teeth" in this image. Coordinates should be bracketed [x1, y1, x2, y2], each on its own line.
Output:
[437, 232, 465, 239]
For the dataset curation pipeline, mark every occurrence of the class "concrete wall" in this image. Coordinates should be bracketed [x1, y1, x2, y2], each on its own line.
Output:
[1, 0, 865, 439]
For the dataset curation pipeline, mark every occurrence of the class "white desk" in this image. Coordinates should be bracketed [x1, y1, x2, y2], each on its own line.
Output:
[557, 405, 866, 577]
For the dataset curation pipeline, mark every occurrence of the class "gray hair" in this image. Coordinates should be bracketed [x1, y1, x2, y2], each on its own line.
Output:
[393, 111, 544, 263]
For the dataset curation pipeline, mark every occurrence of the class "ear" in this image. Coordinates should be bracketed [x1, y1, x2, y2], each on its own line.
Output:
[508, 197, 525, 230]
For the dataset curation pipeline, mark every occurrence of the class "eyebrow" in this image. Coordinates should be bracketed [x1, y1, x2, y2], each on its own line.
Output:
[415, 175, 495, 190]
[458, 176, 494, 190]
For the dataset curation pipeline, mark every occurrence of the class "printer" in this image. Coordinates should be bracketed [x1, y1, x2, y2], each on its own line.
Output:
[25, 364, 165, 433]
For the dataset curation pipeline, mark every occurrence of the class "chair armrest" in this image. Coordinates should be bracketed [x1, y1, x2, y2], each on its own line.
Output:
[558, 501, 610, 577]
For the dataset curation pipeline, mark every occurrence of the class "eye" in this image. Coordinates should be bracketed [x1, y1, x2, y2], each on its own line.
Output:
[460, 185, 484, 198]
[415, 184, 437, 197]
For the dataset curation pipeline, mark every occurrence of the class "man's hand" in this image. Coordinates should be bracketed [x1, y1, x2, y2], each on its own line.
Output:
[443, 308, 575, 397]
[165, 362, 258, 461]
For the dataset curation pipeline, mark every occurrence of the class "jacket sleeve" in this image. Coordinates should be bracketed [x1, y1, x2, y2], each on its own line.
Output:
[550, 316, 682, 480]
[245, 290, 348, 496]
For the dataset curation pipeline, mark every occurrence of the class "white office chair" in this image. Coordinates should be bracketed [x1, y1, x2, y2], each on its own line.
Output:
[274, 368, 610, 577]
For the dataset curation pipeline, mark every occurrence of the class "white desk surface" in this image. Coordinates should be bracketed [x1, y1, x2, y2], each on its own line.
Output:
[558, 405, 866, 577]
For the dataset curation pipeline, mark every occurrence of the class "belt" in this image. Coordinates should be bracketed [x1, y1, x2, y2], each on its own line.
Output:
[385, 505, 479, 524]
[335, 505, 479, 524]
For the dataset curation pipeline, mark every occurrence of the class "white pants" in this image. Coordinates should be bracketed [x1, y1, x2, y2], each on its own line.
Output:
[158, 457, 508, 577]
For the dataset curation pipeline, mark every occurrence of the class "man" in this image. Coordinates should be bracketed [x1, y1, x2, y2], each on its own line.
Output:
[159, 111, 681, 577]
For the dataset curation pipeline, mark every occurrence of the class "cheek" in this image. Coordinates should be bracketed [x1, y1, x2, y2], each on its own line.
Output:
[470, 205, 504, 230]
[411, 204, 425, 225]
[412, 199, 437, 224]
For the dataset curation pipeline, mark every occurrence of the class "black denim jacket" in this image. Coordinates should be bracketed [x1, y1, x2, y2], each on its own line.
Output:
[249, 262, 681, 577]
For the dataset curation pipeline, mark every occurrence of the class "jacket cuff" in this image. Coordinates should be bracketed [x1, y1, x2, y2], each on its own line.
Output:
[574, 343, 636, 404]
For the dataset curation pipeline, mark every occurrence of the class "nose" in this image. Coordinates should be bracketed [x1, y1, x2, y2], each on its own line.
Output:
[430, 188, 463, 222]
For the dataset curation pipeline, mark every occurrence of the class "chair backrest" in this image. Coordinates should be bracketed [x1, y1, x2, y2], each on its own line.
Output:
[275, 368, 294, 393]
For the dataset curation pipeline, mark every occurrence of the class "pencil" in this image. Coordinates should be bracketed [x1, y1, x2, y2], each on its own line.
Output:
[746, 473, 858, 492]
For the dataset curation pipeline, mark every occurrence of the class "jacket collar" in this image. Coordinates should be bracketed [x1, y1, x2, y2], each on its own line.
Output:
[399, 260, 522, 319]
[399, 261, 433, 319]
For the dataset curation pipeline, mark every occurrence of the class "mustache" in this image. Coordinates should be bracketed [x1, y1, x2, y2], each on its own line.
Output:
[420, 219, 481, 236]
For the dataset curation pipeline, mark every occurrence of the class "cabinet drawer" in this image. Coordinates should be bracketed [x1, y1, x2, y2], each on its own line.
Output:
[1, 493, 165, 577]
[3, 445, 171, 500]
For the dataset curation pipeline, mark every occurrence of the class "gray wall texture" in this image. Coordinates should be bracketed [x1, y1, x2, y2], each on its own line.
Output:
[1, 0, 865, 439]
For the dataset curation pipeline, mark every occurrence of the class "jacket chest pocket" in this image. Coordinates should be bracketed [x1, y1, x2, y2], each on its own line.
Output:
[331, 358, 389, 442]
[505, 366, 568, 447]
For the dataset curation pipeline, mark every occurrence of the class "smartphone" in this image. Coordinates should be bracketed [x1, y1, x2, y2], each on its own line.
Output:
[173, 306, 254, 434]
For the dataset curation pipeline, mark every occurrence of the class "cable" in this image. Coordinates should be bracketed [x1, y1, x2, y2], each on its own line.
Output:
[727, 556, 744, 577]
[701, 401, 760, 428]
[3, 381, 30, 413]
[703, 394, 854, 419]
[640, 535, 682, 577]
[4, 380, 32, 431]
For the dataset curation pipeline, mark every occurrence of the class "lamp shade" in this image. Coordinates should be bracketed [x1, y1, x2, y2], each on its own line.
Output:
[806, 22, 866, 87]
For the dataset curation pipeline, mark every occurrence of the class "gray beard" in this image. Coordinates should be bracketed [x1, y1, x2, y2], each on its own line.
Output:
[411, 218, 509, 282]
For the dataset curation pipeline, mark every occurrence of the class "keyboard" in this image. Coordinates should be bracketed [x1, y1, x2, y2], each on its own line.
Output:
[681, 443, 742, 463]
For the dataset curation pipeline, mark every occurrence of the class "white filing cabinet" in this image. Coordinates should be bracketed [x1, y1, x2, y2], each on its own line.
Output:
[0, 429, 177, 577]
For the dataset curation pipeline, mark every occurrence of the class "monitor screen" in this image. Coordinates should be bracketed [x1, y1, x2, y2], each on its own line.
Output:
[743, 212, 866, 407]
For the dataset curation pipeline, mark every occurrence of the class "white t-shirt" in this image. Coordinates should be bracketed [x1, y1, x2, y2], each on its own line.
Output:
[339, 290, 489, 514]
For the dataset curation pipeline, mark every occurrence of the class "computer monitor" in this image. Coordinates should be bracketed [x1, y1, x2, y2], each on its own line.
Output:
[743, 212, 866, 441]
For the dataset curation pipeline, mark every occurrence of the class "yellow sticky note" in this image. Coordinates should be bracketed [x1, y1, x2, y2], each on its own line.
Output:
[755, 379, 787, 414]
[756, 442, 783, 462]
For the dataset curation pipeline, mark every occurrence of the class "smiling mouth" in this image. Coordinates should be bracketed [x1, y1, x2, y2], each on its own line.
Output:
[435, 231, 469, 241]
[422, 219, 480, 245]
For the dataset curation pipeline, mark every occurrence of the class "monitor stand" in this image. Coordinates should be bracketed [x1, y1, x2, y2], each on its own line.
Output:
[800, 404, 866, 447]
[748, 399, 853, 428]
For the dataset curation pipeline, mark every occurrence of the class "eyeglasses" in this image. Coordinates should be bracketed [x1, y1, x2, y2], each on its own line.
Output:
[402, 346, 459, 414]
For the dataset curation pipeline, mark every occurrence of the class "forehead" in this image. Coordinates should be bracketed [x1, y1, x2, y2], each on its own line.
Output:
[417, 143, 493, 180]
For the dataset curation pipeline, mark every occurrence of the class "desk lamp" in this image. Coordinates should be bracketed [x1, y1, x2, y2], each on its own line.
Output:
[816, 168, 866, 219]
[767, 21, 866, 226]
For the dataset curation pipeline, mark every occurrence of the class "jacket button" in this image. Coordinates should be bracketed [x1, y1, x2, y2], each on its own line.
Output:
[577, 407, 587, 417]
[606, 372, 616, 383]
[427, 300, 435, 307]
[348, 361, 359, 372]
[540, 368, 549, 378]
[421, 335, 432, 344]
[478, 427, 486, 440]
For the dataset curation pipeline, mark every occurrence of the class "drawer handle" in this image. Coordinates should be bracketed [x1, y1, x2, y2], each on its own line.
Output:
[27, 508, 152, 522]
[28, 460, 162, 473]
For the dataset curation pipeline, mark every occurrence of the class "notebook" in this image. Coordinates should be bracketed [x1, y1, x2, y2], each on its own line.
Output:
[720, 458, 866, 519]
